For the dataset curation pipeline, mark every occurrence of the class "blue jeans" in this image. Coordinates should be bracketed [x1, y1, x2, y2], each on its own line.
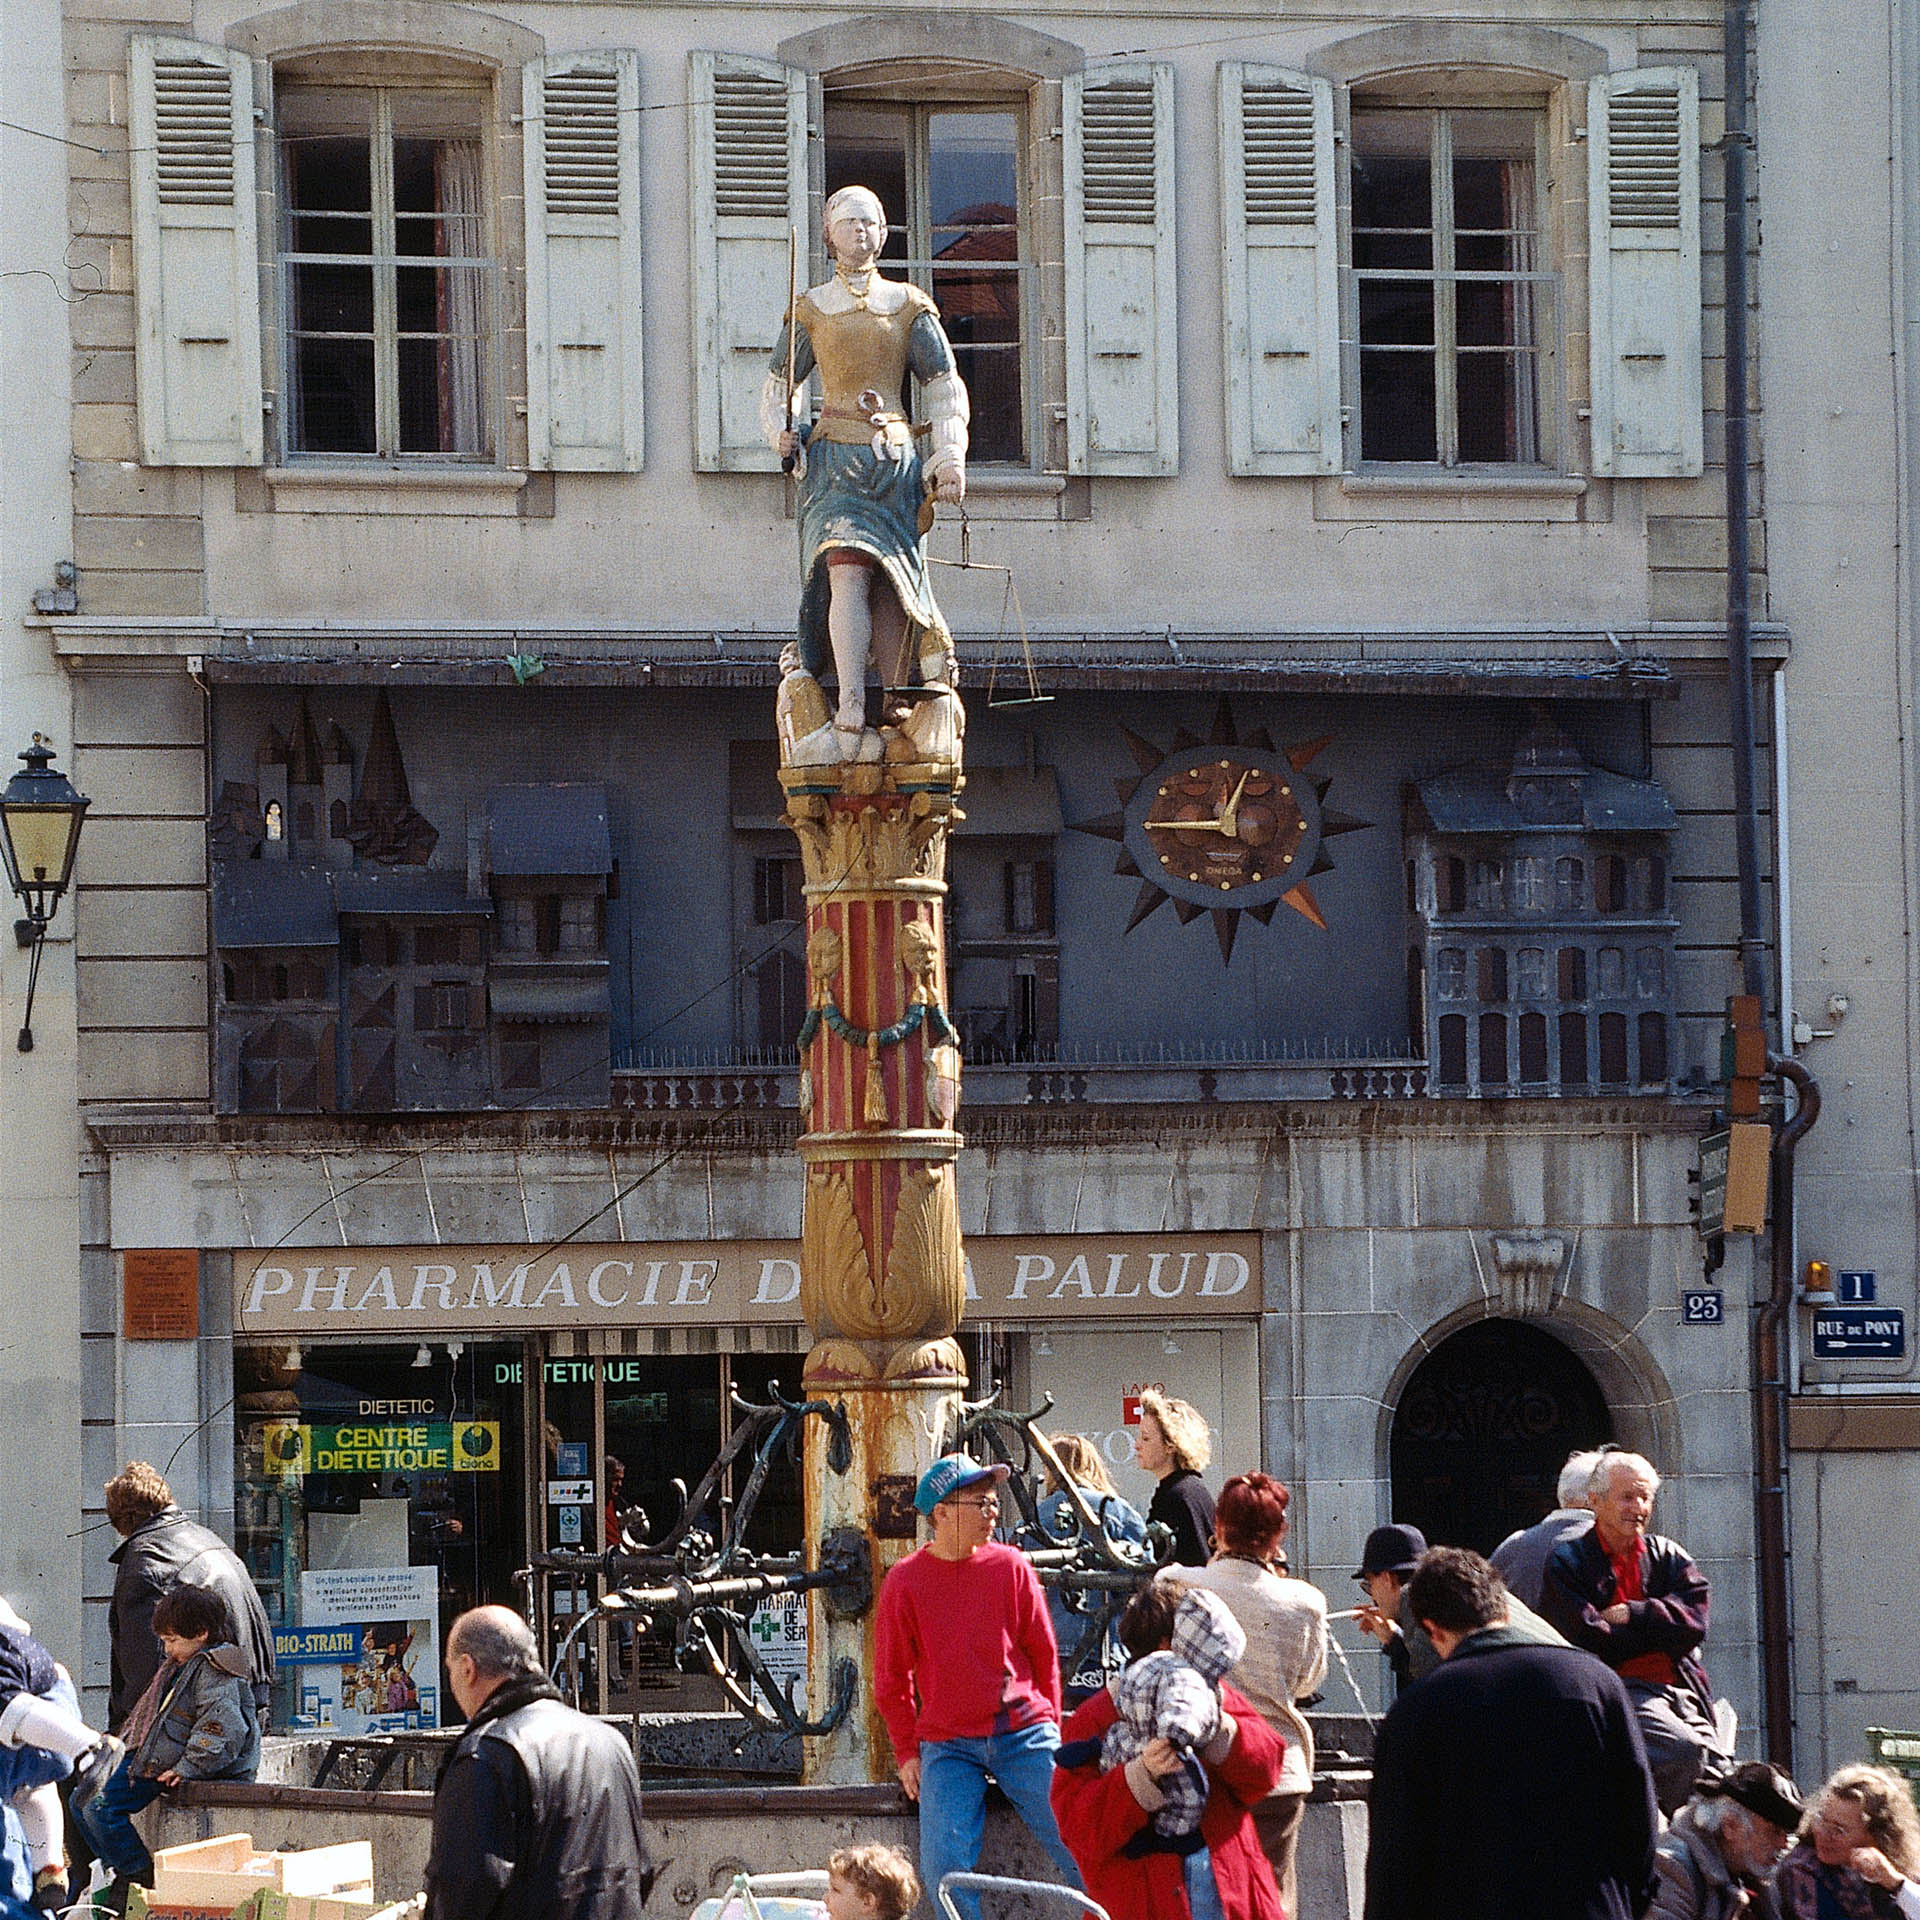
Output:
[1184, 1848, 1227, 1920]
[917, 1721, 1082, 1920]
[74, 1761, 162, 1885]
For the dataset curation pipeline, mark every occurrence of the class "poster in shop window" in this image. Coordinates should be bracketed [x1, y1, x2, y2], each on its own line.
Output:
[291, 1565, 441, 1732]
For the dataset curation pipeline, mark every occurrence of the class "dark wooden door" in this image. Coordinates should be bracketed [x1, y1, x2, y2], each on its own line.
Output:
[1389, 1319, 1613, 1554]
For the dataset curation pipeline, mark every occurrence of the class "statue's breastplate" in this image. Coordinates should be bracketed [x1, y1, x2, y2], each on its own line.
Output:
[806, 299, 915, 440]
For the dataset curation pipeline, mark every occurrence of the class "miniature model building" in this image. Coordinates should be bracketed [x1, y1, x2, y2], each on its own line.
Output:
[213, 693, 612, 1112]
[1405, 711, 1678, 1095]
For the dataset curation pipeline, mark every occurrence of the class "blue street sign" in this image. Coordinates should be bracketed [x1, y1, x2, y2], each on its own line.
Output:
[1838, 1270, 1878, 1304]
[1682, 1290, 1725, 1325]
[1812, 1306, 1907, 1358]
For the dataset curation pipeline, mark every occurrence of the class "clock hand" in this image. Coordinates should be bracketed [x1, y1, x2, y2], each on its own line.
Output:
[1145, 815, 1234, 834]
[1217, 770, 1251, 840]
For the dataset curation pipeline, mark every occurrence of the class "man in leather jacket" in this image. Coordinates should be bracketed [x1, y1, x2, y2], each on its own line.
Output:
[105, 1464, 275, 1729]
[426, 1608, 653, 1920]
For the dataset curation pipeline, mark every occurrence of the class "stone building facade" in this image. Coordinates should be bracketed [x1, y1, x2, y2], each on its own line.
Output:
[19, 0, 1895, 1777]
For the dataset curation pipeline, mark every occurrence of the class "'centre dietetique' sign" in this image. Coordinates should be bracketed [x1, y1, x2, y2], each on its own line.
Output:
[233, 1234, 1262, 1333]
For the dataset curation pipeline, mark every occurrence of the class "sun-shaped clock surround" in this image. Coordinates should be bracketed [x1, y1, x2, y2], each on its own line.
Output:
[1074, 700, 1372, 961]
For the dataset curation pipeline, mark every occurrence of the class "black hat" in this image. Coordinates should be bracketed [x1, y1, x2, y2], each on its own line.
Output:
[1354, 1523, 1428, 1583]
[1713, 1762, 1804, 1832]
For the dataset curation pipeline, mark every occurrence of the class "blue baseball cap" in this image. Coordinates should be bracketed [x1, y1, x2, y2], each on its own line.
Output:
[914, 1454, 1011, 1515]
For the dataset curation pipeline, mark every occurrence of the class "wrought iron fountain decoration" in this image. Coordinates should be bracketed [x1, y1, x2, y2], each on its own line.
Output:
[953, 1393, 1174, 1685]
[520, 1382, 866, 1739]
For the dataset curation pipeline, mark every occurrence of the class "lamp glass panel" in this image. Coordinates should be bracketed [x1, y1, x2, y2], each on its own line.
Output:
[3, 805, 77, 885]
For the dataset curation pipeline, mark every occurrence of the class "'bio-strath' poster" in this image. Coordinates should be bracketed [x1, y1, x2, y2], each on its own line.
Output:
[292, 1565, 440, 1732]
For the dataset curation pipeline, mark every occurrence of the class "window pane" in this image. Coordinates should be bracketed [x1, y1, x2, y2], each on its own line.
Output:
[284, 133, 373, 256]
[928, 111, 1018, 247]
[292, 333, 376, 453]
[1458, 349, 1539, 461]
[394, 263, 490, 457]
[1351, 112, 1432, 229]
[824, 106, 911, 266]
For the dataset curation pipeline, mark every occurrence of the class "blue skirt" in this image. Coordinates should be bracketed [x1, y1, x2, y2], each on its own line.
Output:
[796, 437, 948, 680]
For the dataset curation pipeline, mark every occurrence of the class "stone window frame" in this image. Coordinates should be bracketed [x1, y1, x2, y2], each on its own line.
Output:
[776, 13, 1090, 516]
[1307, 23, 1615, 522]
[229, 1, 543, 486]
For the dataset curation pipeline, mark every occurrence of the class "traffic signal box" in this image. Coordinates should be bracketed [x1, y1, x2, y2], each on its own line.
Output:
[1717, 995, 1772, 1233]
[1722, 994, 1768, 1119]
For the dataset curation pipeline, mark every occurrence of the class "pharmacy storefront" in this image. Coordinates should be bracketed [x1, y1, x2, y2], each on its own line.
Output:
[231, 1232, 1263, 1726]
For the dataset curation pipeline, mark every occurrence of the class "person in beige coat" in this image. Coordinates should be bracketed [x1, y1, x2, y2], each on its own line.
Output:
[1158, 1471, 1327, 1919]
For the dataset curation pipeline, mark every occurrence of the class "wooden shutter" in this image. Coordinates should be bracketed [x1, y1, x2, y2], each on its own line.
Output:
[523, 51, 644, 471]
[689, 51, 807, 472]
[1220, 63, 1339, 476]
[1587, 67, 1702, 477]
[1064, 62, 1178, 476]
[129, 36, 263, 466]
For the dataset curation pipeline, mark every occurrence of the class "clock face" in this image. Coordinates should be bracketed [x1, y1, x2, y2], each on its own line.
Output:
[1072, 701, 1372, 962]
[1123, 747, 1323, 912]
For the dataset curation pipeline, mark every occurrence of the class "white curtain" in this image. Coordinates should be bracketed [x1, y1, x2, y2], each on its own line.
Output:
[436, 141, 487, 454]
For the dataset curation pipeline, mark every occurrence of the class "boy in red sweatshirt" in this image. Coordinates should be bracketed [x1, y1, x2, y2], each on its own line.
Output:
[873, 1455, 1082, 1920]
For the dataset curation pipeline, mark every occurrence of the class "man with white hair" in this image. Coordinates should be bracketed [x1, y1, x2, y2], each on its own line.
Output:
[1541, 1451, 1734, 1814]
[1490, 1447, 1603, 1609]
[1650, 1762, 1803, 1919]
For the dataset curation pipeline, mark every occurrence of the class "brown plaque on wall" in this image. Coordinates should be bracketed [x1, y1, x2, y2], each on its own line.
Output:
[124, 1251, 200, 1340]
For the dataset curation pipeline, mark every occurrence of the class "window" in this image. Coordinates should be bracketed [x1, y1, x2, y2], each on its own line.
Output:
[826, 103, 1029, 463]
[279, 86, 498, 458]
[1350, 105, 1552, 466]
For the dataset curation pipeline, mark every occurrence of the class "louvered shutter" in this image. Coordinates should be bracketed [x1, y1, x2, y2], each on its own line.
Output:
[523, 51, 643, 471]
[1587, 67, 1702, 477]
[1064, 62, 1178, 476]
[1220, 64, 1339, 476]
[689, 52, 807, 472]
[128, 36, 263, 466]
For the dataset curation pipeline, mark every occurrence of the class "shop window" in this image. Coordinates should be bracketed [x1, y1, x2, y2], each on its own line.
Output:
[824, 101, 1030, 465]
[1350, 104, 1553, 466]
[233, 1340, 526, 1733]
[278, 86, 498, 460]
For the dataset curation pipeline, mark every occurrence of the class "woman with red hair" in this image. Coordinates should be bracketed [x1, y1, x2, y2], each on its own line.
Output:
[1159, 1472, 1327, 1918]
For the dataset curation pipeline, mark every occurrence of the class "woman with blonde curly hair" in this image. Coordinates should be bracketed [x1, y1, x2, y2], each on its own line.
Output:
[1776, 1764, 1920, 1918]
[1133, 1390, 1215, 1567]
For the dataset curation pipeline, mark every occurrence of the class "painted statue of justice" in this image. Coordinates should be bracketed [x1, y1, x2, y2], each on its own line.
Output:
[763, 185, 970, 770]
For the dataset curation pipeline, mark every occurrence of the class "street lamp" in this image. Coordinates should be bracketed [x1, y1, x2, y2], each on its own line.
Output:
[1, 735, 90, 1052]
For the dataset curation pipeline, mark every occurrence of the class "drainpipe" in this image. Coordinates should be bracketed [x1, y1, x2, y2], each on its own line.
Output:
[1722, 0, 1765, 1010]
[1721, 0, 1815, 1771]
[1754, 1055, 1817, 1772]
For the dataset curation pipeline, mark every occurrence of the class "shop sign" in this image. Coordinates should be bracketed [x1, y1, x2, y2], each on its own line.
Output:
[234, 1233, 1262, 1333]
[262, 1419, 499, 1476]
[274, 1626, 364, 1665]
[547, 1479, 594, 1505]
[295, 1566, 440, 1733]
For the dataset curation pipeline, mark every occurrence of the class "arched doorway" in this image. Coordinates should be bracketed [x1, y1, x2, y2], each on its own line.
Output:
[1389, 1319, 1614, 1554]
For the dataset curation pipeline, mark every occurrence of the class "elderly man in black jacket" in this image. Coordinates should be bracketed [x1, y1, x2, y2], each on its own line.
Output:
[1540, 1451, 1734, 1814]
[1364, 1548, 1658, 1920]
[426, 1607, 654, 1920]
[105, 1463, 276, 1728]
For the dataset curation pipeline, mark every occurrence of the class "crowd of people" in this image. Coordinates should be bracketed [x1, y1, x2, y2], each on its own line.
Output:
[3, 1425, 1918, 1920]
